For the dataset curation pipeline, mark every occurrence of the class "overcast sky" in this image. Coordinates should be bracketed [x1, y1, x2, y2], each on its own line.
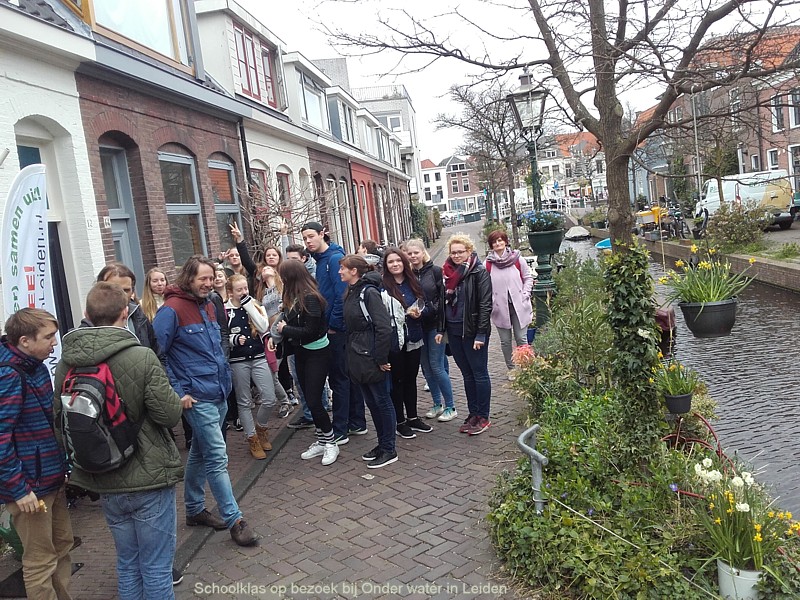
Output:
[239, 0, 482, 163]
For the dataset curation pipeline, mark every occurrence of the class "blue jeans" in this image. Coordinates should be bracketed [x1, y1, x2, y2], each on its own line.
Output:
[357, 374, 396, 454]
[101, 486, 176, 600]
[329, 331, 367, 437]
[447, 333, 491, 418]
[183, 398, 242, 528]
[420, 329, 454, 408]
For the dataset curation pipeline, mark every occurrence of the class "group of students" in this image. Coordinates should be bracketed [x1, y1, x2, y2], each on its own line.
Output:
[0, 219, 534, 600]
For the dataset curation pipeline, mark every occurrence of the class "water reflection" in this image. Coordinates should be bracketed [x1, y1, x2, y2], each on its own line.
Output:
[559, 239, 800, 513]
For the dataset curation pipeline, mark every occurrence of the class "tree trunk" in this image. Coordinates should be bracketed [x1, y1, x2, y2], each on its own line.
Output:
[605, 150, 634, 246]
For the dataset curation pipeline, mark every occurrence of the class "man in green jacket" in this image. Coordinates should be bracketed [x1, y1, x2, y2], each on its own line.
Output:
[54, 282, 183, 600]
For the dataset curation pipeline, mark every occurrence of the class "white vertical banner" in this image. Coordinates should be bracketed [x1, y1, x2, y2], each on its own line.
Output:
[1, 164, 61, 377]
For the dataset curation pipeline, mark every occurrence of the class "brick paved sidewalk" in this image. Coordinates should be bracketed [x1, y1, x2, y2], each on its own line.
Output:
[3, 220, 536, 599]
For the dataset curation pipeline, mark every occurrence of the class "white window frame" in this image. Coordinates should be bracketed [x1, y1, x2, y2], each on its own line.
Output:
[771, 94, 785, 131]
[209, 159, 242, 250]
[790, 89, 800, 129]
[767, 149, 780, 170]
[159, 152, 207, 261]
[462, 178, 470, 192]
[451, 179, 459, 194]
[299, 72, 329, 130]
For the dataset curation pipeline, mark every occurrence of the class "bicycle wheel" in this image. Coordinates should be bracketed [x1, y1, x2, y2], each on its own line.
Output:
[680, 221, 690, 239]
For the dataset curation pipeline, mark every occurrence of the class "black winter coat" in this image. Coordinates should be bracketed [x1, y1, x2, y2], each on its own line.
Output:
[343, 272, 392, 384]
[281, 293, 328, 348]
[414, 260, 443, 332]
[437, 260, 493, 339]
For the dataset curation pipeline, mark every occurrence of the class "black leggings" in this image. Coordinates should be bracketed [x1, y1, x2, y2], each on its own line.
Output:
[390, 347, 422, 422]
[295, 345, 333, 433]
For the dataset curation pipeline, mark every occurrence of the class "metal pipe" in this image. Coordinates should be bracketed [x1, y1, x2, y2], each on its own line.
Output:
[516, 424, 549, 514]
[691, 86, 703, 195]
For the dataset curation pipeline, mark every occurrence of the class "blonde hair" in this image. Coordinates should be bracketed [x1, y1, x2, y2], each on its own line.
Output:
[141, 268, 168, 322]
[447, 233, 475, 254]
[403, 238, 430, 263]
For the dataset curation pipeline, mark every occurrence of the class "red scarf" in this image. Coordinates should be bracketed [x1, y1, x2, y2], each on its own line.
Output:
[443, 252, 477, 307]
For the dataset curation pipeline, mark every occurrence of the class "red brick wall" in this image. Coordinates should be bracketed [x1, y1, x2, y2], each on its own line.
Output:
[76, 73, 245, 278]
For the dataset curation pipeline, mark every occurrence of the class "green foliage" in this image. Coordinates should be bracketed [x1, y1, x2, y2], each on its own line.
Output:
[488, 392, 716, 599]
[706, 201, 768, 253]
[410, 200, 430, 240]
[655, 357, 700, 396]
[702, 143, 739, 181]
[432, 208, 443, 236]
[670, 154, 691, 210]
[603, 242, 662, 468]
[759, 536, 800, 598]
[660, 250, 753, 304]
[482, 219, 507, 242]
[770, 242, 800, 260]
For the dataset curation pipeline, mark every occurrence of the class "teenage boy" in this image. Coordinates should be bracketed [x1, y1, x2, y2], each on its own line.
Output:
[55, 282, 183, 598]
[0, 308, 73, 600]
[300, 222, 367, 444]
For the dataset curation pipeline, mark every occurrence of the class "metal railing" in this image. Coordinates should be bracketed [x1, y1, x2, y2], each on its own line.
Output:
[516, 424, 549, 513]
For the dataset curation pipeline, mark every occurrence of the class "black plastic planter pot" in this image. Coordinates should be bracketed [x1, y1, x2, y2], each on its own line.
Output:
[528, 229, 565, 256]
[663, 393, 692, 414]
[678, 298, 737, 338]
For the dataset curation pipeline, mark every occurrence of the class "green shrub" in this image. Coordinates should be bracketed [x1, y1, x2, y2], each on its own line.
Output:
[706, 202, 768, 253]
[770, 242, 800, 260]
[488, 391, 717, 599]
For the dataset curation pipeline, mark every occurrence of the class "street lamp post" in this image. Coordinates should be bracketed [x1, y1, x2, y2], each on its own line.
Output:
[507, 72, 554, 326]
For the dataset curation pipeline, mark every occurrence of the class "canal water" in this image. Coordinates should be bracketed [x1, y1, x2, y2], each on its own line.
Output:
[562, 238, 800, 514]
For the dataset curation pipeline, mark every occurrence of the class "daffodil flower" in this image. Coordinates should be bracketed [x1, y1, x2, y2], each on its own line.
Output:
[749, 257, 756, 264]
[691, 244, 698, 253]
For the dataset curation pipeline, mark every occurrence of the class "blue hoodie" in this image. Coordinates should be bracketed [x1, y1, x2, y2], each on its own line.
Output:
[312, 242, 347, 332]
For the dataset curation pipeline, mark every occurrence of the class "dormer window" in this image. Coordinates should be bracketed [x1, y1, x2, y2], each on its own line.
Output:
[92, 0, 192, 67]
[234, 23, 260, 100]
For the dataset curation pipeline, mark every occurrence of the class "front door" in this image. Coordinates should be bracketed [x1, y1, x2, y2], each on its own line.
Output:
[100, 147, 144, 295]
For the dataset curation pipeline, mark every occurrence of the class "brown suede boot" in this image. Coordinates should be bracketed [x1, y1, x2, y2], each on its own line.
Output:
[255, 424, 272, 452]
[247, 435, 267, 459]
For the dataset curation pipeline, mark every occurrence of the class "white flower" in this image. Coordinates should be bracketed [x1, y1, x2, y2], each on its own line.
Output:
[702, 458, 713, 468]
[637, 328, 652, 339]
[731, 476, 744, 488]
[735, 503, 750, 513]
[694, 464, 704, 477]
[706, 470, 723, 483]
[742, 472, 755, 486]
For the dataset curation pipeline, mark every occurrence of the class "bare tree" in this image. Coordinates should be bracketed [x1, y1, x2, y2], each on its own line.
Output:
[239, 173, 327, 259]
[435, 84, 530, 243]
[327, 1, 800, 246]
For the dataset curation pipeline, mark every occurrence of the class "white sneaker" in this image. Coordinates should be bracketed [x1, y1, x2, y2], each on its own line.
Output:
[425, 405, 444, 419]
[423, 383, 430, 391]
[321, 443, 339, 466]
[301, 441, 325, 460]
[438, 407, 458, 422]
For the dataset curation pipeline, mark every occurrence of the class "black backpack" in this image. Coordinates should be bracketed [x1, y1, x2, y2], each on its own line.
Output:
[60, 363, 139, 474]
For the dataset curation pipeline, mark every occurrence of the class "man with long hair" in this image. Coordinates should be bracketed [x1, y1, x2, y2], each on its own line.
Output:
[153, 255, 257, 547]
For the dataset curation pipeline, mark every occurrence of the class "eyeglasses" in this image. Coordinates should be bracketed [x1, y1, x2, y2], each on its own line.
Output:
[450, 249, 467, 256]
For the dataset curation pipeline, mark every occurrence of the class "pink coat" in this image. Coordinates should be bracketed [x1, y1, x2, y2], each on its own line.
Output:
[486, 252, 534, 329]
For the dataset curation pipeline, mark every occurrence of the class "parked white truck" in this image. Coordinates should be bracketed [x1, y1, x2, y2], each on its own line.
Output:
[695, 169, 795, 230]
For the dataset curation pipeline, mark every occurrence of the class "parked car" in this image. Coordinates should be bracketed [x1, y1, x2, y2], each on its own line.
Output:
[695, 170, 795, 230]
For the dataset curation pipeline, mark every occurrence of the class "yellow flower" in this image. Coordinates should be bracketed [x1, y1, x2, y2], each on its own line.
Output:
[698, 261, 712, 269]
[691, 244, 698, 254]
[669, 364, 677, 372]
[658, 276, 668, 284]
[754, 523, 762, 533]
[727, 508, 733, 514]
[709, 503, 715, 510]
[648, 377, 654, 384]
[787, 511, 793, 520]
[714, 518, 721, 525]
[709, 248, 717, 255]
[675, 259, 685, 268]
[768, 511, 775, 518]
[749, 257, 756, 265]
[754, 533, 763, 543]
[657, 351, 663, 359]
